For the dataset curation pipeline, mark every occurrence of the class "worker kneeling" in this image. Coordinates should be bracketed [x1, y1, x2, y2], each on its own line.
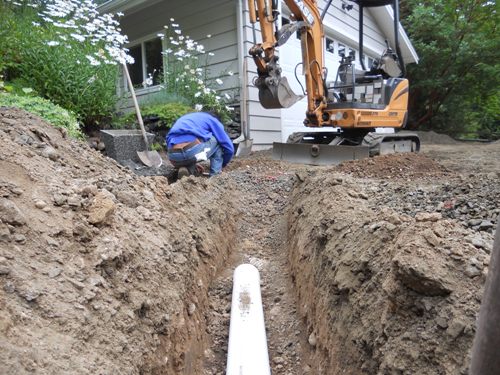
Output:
[166, 111, 234, 179]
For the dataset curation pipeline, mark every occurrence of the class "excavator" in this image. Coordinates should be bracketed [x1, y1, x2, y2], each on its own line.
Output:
[247, 0, 420, 164]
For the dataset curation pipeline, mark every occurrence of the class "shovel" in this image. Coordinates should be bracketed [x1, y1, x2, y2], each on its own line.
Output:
[235, 59, 253, 157]
[122, 61, 162, 168]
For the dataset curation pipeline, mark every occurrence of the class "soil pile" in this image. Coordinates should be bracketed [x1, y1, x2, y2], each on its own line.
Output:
[413, 130, 458, 145]
[335, 153, 452, 179]
[0, 108, 238, 374]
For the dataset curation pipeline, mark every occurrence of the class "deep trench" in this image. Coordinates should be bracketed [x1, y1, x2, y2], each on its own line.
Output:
[183, 170, 317, 374]
[166, 148, 492, 375]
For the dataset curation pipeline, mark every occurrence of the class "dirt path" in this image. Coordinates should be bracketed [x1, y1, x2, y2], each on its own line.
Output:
[203, 166, 315, 374]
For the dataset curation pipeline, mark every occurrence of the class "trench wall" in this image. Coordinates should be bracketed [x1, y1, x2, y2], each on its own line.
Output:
[286, 172, 485, 374]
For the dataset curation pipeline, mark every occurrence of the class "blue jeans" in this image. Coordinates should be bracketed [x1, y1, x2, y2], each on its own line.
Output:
[168, 136, 223, 176]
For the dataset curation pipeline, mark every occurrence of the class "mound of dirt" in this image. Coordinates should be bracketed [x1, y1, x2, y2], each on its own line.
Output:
[413, 130, 458, 145]
[0, 108, 238, 374]
[287, 172, 487, 374]
[335, 153, 452, 179]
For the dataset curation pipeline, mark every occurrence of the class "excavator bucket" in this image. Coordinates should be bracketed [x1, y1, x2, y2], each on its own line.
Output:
[258, 76, 304, 109]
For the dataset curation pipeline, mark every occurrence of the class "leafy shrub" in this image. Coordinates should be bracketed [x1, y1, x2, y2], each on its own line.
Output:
[140, 90, 191, 107]
[0, 1, 129, 127]
[150, 142, 164, 152]
[115, 102, 193, 130]
[157, 19, 234, 123]
[0, 93, 83, 139]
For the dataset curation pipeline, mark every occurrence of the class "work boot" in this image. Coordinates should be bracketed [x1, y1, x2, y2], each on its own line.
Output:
[177, 167, 189, 179]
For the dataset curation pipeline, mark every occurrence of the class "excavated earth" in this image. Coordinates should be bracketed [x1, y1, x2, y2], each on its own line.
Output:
[1, 107, 499, 374]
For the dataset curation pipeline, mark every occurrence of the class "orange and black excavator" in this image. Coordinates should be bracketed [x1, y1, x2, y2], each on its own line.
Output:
[247, 0, 420, 164]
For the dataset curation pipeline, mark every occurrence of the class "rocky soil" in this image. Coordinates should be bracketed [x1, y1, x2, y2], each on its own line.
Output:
[1, 107, 498, 374]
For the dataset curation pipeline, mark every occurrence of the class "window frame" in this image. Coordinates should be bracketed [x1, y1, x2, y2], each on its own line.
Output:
[337, 43, 346, 57]
[325, 37, 335, 54]
[124, 31, 166, 93]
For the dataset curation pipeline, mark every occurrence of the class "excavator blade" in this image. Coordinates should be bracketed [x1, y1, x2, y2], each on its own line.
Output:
[258, 77, 304, 109]
[272, 142, 369, 165]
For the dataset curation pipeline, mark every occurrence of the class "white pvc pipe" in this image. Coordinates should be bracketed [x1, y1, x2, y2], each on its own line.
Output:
[226, 264, 271, 375]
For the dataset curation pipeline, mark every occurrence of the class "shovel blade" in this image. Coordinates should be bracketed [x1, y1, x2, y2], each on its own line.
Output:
[258, 77, 303, 109]
[137, 150, 163, 168]
[235, 139, 253, 157]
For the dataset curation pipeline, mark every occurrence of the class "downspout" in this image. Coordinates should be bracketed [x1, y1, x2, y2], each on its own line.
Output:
[236, 0, 249, 140]
[359, 5, 366, 70]
[393, 0, 406, 76]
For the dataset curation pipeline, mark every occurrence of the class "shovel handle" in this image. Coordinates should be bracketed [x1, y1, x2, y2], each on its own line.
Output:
[122, 62, 149, 148]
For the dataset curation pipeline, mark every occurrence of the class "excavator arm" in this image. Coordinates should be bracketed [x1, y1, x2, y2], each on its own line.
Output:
[248, 0, 327, 125]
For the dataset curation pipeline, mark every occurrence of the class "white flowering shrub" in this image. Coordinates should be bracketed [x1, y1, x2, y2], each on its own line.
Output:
[0, 0, 131, 126]
[159, 19, 233, 123]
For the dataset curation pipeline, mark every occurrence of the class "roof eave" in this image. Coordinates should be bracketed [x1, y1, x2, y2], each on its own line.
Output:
[369, 5, 419, 64]
[98, 0, 152, 15]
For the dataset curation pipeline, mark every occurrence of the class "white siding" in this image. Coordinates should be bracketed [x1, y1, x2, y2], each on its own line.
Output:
[319, 1, 387, 58]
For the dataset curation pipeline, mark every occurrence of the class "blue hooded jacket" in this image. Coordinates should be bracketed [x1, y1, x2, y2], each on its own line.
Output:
[166, 112, 234, 167]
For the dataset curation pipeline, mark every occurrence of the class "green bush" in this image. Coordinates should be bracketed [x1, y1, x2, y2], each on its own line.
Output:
[0, 93, 83, 139]
[140, 90, 191, 107]
[0, 2, 119, 127]
[115, 102, 193, 130]
[159, 19, 234, 124]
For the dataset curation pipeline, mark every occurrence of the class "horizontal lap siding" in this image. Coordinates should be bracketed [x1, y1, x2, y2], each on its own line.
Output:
[281, 1, 387, 58]
[319, 1, 387, 55]
[118, 0, 239, 112]
[242, 2, 282, 147]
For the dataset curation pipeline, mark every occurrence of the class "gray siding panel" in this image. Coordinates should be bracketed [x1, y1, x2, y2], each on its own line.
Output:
[118, 0, 239, 111]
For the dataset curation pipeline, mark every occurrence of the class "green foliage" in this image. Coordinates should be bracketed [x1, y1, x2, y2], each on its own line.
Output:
[196, 92, 234, 124]
[114, 102, 193, 130]
[401, 0, 500, 139]
[150, 142, 164, 152]
[0, 2, 119, 127]
[158, 20, 234, 123]
[0, 93, 83, 139]
[140, 90, 191, 107]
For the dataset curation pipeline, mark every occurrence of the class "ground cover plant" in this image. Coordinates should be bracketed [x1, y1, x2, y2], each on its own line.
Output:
[0, 92, 82, 138]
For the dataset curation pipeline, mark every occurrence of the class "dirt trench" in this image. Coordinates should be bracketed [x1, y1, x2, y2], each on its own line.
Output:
[1, 108, 498, 374]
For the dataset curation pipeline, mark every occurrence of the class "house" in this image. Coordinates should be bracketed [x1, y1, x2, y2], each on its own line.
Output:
[99, 0, 418, 150]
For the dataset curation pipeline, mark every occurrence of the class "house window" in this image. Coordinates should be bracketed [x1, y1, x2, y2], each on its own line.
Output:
[326, 37, 334, 54]
[367, 56, 375, 69]
[127, 37, 163, 88]
[349, 48, 356, 60]
[338, 43, 345, 57]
